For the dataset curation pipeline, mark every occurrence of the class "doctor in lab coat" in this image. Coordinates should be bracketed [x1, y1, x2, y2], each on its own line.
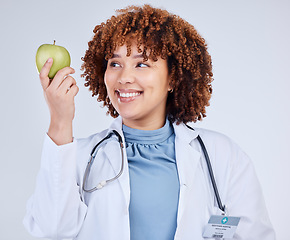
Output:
[24, 4, 275, 240]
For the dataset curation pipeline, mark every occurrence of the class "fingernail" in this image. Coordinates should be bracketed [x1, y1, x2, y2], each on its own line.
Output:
[47, 58, 53, 63]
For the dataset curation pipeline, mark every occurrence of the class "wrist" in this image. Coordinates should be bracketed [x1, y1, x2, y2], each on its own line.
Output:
[48, 119, 73, 145]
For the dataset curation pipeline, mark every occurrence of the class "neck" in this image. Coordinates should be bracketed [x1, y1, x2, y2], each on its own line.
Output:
[123, 117, 167, 130]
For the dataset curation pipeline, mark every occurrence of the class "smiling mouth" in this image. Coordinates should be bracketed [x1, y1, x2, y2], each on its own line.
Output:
[115, 90, 143, 102]
[118, 92, 141, 97]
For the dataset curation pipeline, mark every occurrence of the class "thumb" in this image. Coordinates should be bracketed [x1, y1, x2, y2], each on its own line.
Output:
[39, 58, 53, 90]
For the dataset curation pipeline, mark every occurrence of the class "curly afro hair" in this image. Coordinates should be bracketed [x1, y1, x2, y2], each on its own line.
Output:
[81, 4, 213, 124]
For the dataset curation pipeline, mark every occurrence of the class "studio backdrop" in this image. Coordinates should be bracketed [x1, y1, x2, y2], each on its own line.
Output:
[0, 0, 289, 239]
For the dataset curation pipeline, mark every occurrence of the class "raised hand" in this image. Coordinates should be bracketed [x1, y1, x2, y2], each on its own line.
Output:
[39, 58, 79, 145]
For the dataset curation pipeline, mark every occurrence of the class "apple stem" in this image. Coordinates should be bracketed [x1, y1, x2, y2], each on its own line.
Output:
[53, 40, 56, 45]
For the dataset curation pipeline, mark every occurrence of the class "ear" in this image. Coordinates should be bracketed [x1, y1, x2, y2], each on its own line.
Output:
[167, 75, 172, 92]
[167, 78, 173, 93]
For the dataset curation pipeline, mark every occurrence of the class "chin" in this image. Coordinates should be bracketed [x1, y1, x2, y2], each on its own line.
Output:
[116, 105, 142, 119]
[119, 113, 139, 122]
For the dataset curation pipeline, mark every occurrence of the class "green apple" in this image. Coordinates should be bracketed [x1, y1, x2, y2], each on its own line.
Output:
[36, 40, 71, 79]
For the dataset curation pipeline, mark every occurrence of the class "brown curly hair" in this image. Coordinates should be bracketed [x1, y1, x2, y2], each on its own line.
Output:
[81, 4, 213, 124]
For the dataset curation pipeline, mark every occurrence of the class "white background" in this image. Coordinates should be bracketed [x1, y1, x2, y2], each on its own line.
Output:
[0, 0, 289, 239]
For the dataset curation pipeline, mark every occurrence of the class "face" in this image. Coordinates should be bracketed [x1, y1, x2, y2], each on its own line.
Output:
[104, 43, 170, 130]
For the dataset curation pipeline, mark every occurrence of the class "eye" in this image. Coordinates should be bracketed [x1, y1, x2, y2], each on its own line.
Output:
[109, 62, 121, 68]
[136, 62, 149, 68]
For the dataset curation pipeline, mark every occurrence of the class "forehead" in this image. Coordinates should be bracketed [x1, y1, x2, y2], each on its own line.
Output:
[108, 40, 165, 64]
[111, 44, 142, 57]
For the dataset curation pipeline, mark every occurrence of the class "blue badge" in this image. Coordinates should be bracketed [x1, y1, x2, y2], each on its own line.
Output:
[221, 217, 228, 224]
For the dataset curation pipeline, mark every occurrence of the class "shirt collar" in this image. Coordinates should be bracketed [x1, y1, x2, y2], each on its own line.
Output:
[108, 116, 199, 145]
[122, 118, 174, 144]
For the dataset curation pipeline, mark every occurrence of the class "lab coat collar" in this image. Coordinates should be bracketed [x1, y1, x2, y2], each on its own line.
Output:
[172, 122, 201, 187]
[103, 117, 130, 208]
[107, 116, 124, 134]
[172, 122, 200, 144]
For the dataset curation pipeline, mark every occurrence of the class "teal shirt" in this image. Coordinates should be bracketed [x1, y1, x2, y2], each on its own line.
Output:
[123, 120, 180, 240]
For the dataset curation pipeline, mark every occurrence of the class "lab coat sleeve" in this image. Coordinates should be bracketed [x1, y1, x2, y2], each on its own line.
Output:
[23, 134, 88, 239]
[226, 147, 276, 240]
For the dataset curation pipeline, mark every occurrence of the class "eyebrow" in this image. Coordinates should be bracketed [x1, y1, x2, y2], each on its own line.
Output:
[111, 53, 144, 59]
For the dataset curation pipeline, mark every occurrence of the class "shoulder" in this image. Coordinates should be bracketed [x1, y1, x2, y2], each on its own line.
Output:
[72, 129, 112, 175]
[184, 126, 250, 166]
[199, 129, 254, 182]
[74, 117, 123, 155]
[75, 128, 111, 150]
[195, 127, 239, 150]
[176, 123, 240, 151]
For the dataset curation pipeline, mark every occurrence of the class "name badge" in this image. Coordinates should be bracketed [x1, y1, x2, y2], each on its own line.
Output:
[203, 215, 240, 239]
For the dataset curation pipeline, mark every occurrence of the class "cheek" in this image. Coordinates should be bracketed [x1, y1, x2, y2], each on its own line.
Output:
[104, 71, 108, 87]
[104, 72, 112, 93]
[158, 73, 170, 92]
[103, 73, 117, 104]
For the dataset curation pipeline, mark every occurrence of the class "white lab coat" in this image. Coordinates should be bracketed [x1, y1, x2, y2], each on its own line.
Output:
[24, 117, 275, 240]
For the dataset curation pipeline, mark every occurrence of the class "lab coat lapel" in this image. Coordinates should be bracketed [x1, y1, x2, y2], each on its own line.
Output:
[103, 117, 130, 209]
[173, 123, 201, 223]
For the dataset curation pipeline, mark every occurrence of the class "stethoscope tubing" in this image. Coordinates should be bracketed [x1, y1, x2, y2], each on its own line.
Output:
[82, 130, 124, 192]
[197, 135, 225, 213]
[186, 125, 225, 213]
[82, 127, 226, 213]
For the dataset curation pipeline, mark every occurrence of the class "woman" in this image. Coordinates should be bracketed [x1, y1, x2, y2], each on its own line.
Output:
[24, 5, 275, 240]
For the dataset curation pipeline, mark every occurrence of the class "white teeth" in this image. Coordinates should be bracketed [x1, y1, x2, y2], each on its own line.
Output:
[119, 92, 141, 98]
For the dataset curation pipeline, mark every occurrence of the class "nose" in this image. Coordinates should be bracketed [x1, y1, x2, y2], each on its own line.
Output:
[118, 67, 134, 84]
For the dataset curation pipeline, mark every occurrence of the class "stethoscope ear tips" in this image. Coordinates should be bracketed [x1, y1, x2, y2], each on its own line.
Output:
[97, 180, 107, 190]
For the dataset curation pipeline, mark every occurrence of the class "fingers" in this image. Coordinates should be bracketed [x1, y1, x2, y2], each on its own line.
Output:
[39, 58, 75, 91]
[39, 58, 53, 90]
[67, 84, 79, 97]
[49, 67, 75, 90]
[58, 75, 77, 95]
[40, 59, 78, 106]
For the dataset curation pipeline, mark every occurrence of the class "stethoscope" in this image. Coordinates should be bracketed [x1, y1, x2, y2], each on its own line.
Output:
[82, 127, 226, 213]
